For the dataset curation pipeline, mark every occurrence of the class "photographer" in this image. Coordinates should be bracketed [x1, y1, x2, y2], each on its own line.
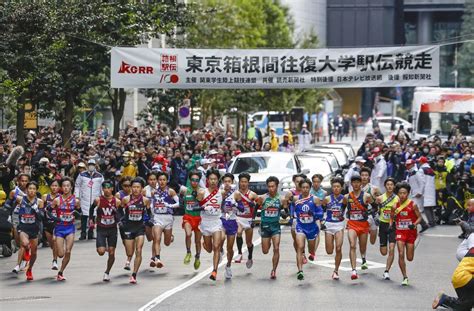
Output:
[32, 157, 54, 196]
[443, 173, 473, 229]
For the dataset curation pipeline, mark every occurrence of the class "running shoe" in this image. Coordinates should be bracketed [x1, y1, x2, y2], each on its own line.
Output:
[302, 255, 308, 265]
[150, 257, 156, 268]
[51, 260, 58, 270]
[124, 261, 131, 271]
[19, 260, 27, 271]
[332, 271, 339, 280]
[225, 266, 232, 279]
[155, 258, 163, 268]
[270, 270, 276, 280]
[383, 271, 390, 280]
[129, 275, 137, 284]
[26, 269, 33, 281]
[103, 273, 110, 282]
[184, 253, 192, 265]
[234, 254, 243, 263]
[351, 270, 358, 280]
[246, 259, 253, 269]
[209, 270, 217, 281]
[361, 261, 368, 270]
[56, 274, 66, 281]
[12, 265, 20, 274]
[402, 277, 409, 286]
[297, 271, 304, 281]
[194, 257, 201, 270]
[432, 293, 447, 309]
[308, 252, 316, 261]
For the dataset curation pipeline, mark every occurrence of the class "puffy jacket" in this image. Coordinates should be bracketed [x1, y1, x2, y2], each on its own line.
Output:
[74, 170, 104, 216]
[407, 167, 425, 211]
[371, 155, 387, 193]
[421, 163, 436, 207]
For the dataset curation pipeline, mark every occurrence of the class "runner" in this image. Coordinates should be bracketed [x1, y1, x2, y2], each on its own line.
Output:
[220, 173, 244, 279]
[234, 173, 258, 268]
[196, 169, 223, 281]
[292, 178, 323, 280]
[11, 182, 44, 281]
[5, 173, 29, 271]
[149, 172, 179, 268]
[143, 172, 158, 243]
[116, 176, 133, 271]
[42, 179, 60, 271]
[345, 174, 373, 280]
[286, 174, 308, 264]
[310, 174, 327, 261]
[120, 177, 151, 284]
[50, 177, 81, 281]
[391, 182, 422, 286]
[375, 177, 399, 280]
[180, 171, 203, 270]
[89, 180, 121, 282]
[321, 177, 346, 280]
[360, 167, 381, 252]
[256, 176, 286, 279]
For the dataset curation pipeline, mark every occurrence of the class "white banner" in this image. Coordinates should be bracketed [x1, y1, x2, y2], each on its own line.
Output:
[111, 46, 439, 89]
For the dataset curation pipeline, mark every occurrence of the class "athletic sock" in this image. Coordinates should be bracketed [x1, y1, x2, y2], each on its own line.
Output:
[236, 236, 243, 254]
[362, 257, 366, 264]
[132, 272, 137, 278]
[248, 244, 254, 260]
[58, 271, 63, 276]
[195, 253, 200, 259]
[186, 248, 191, 253]
[156, 255, 160, 260]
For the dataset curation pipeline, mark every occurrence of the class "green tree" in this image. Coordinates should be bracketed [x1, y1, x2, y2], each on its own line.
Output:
[458, 0, 474, 87]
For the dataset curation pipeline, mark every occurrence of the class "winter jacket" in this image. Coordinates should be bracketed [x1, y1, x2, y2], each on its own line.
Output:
[371, 155, 387, 193]
[406, 167, 425, 211]
[421, 163, 436, 207]
[74, 170, 104, 216]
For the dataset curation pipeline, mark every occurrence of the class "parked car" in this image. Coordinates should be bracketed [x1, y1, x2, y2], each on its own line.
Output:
[226, 152, 308, 195]
[366, 116, 412, 137]
[302, 146, 349, 167]
[289, 154, 334, 193]
[317, 143, 355, 162]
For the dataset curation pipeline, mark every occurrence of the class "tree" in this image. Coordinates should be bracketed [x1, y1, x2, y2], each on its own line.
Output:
[458, 0, 474, 87]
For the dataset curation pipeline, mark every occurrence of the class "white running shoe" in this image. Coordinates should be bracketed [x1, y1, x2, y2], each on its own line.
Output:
[383, 271, 390, 280]
[246, 259, 253, 269]
[124, 261, 131, 271]
[103, 273, 110, 282]
[234, 254, 243, 263]
[52, 260, 59, 270]
[12, 265, 20, 274]
[332, 271, 339, 280]
[19, 260, 27, 271]
[225, 266, 232, 279]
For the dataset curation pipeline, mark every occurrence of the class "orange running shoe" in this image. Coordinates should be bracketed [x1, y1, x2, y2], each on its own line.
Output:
[26, 269, 33, 281]
[209, 270, 217, 281]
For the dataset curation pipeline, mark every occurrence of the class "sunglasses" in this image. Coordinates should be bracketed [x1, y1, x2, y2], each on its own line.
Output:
[190, 178, 200, 182]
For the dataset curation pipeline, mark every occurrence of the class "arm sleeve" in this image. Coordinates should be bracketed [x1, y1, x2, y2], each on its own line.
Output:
[168, 195, 180, 208]
[235, 200, 245, 213]
[89, 201, 97, 222]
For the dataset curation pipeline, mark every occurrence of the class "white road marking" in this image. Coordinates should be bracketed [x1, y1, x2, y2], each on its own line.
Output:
[138, 237, 262, 311]
[422, 234, 458, 238]
[308, 258, 386, 271]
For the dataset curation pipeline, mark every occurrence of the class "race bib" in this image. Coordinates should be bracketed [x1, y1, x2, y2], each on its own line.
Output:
[129, 211, 142, 221]
[60, 212, 74, 222]
[186, 201, 198, 211]
[382, 210, 391, 220]
[20, 214, 35, 224]
[350, 211, 363, 221]
[154, 202, 167, 214]
[331, 209, 342, 219]
[397, 220, 412, 230]
[264, 207, 278, 218]
[299, 213, 314, 224]
[205, 206, 220, 216]
[100, 216, 115, 226]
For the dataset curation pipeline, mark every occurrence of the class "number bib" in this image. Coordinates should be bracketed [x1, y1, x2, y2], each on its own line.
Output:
[264, 207, 278, 218]
[331, 209, 342, 219]
[20, 214, 35, 224]
[60, 211, 74, 222]
[100, 215, 115, 226]
[299, 213, 314, 224]
[154, 202, 167, 214]
[128, 205, 143, 221]
[397, 220, 412, 230]
[205, 205, 220, 216]
[350, 211, 364, 221]
[382, 209, 391, 220]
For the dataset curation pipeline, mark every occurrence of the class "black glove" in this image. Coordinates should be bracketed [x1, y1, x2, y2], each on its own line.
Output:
[408, 224, 416, 230]
[320, 222, 327, 231]
[250, 219, 255, 228]
[280, 209, 288, 219]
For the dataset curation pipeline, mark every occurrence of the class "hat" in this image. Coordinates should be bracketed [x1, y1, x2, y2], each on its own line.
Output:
[283, 133, 289, 137]
[208, 150, 218, 155]
[200, 159, 210, 165]
[87, 159, 96, 165]
[405, 159, 415, 167]
[39, 157, 50, 164]
[270, 128, 276, 132]
[284, 125, 290, 130]
[355, 156, 366, 163]
[77, 162, 87, 168]
[123, 151, 132, 158]
[417, 156, 428, 164]
[48, 163, 57, 169]
[302, 124, 307, 128]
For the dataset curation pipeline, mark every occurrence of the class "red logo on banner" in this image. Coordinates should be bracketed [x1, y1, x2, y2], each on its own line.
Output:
[160, 74, 179, 84]
[118, 61, 154, 74]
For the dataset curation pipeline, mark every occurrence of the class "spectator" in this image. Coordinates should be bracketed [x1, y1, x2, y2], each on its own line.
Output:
[270, 128, 279, 151]
[278, 134, 294, 152]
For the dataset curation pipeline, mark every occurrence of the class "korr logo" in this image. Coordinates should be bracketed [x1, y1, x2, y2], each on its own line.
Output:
[118, 61, 154, 74]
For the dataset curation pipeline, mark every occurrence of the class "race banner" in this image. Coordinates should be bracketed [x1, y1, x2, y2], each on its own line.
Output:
[111, 46, 439, 89]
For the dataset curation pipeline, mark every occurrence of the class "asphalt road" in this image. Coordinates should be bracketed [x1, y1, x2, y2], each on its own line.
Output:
[0, 221, 463, 311]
